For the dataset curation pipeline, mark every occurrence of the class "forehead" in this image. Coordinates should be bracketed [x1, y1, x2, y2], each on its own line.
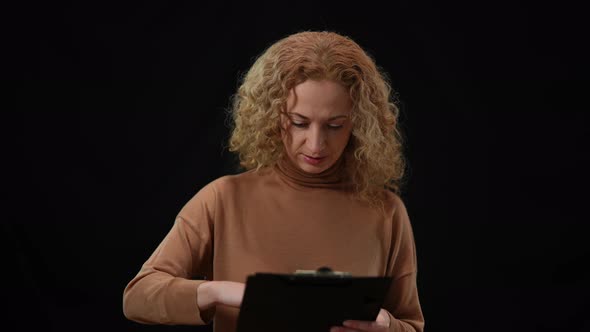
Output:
[287, 79, 352, 117]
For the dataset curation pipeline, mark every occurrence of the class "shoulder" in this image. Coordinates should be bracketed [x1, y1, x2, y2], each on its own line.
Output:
[176, 170, 256, 218]
[380, 190, 415, 236]
[185, 168, 272, 204]
[382, 190, 409, 218]
[206, 167, 273, 196]
[211, 168, 267, 188]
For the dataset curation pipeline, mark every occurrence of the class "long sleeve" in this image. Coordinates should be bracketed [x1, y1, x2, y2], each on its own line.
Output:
[382, 195, 425, 332]
[122, 182, 217, 325]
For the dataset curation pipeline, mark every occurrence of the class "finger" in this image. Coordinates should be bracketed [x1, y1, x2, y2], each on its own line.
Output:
[343, 320, 388, 331]
[330, 327, 362, 332]
[376, 309, 391, 326]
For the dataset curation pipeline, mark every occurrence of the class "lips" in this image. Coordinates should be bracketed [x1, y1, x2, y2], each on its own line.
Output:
[302, 154, 326, 165]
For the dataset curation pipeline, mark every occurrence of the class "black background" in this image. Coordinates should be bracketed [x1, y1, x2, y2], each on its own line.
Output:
[6, 0, 589, 331]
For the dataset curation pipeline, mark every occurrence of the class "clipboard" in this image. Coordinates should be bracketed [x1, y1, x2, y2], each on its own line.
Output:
[236, 267, 392, 332]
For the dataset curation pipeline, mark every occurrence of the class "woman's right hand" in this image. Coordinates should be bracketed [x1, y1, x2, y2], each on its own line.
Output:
[197, 281, 245, 310]
[214, 281, 246, 308]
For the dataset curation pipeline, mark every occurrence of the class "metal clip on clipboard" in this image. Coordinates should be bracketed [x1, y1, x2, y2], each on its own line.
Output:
[285, 266, 353, 285]
[294, 266, 352, 277]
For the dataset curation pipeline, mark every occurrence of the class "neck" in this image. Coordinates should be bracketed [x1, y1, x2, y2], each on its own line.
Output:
[274, 154, 352, 190]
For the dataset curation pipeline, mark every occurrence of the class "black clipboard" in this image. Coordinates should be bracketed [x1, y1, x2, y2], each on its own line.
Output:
[236, 267, 392, 332]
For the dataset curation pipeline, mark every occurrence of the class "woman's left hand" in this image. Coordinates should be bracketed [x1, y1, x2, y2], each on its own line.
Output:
[330, 308, 391, 332]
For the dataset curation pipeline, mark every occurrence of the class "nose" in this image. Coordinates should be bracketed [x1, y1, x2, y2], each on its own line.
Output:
[306, 125, 326, 154]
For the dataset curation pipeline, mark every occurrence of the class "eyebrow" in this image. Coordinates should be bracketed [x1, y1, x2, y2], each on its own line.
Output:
[289, 112, 349, 121]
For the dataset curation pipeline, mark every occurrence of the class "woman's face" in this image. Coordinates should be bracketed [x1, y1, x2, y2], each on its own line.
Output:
[281, 79, 353, 174]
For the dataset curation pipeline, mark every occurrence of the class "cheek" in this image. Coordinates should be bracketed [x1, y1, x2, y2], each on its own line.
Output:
[335, 129, 353, 149]
[281, 127, 301, 152]
[287, 131, 304, 148]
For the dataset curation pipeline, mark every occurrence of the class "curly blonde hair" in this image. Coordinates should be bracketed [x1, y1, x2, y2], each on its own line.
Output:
[228, 30, 406, 206]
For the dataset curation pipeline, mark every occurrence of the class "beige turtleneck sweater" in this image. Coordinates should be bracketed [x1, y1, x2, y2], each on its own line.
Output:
[123, 156, 425, 332]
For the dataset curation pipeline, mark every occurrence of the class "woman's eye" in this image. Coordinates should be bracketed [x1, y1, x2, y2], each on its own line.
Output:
[290, 121, 343, 129]
[328, 124, 343, 129]
[291, 122, 308, 128]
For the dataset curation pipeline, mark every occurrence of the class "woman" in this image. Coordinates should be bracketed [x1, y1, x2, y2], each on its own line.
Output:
[123, 31, 425, 332]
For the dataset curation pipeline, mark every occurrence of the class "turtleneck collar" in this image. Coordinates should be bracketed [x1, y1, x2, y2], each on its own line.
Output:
[273, 153, 352, 190]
